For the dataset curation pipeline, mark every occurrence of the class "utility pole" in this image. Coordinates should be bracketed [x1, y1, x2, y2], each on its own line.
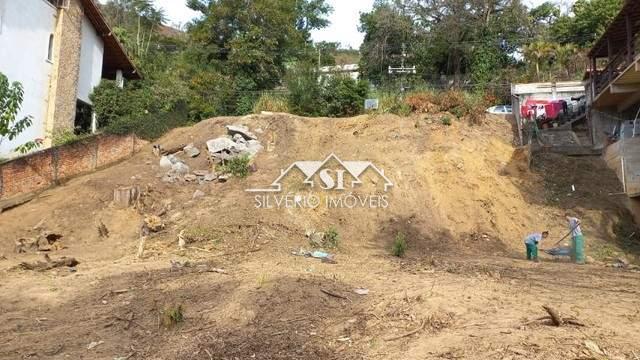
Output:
[388, 43, 416, 92]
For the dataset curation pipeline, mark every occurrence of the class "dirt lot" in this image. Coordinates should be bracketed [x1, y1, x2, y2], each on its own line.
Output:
[1, 113, 639, 359]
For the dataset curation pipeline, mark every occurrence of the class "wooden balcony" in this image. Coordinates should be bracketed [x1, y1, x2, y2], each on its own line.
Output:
[588, 0, 640, 111]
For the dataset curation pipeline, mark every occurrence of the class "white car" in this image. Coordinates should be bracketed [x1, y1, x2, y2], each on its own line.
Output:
[486, 105, 513, 115]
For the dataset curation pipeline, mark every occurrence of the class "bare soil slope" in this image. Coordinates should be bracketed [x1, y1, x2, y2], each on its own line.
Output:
[0, 113, 638, 360]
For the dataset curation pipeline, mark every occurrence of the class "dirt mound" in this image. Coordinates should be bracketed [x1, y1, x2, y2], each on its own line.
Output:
[1, 112, 639, 359]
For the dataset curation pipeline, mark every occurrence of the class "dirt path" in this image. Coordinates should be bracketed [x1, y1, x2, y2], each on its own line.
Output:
[1, 113, 639, 359]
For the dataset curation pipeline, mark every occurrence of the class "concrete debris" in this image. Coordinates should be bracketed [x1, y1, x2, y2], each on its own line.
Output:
[170, 162, 190, 175]
[245, 140, 264, 158]
[183, 143, 201, 158]
[192, 190, 206, 199]
[159, 154, 179, 169]
[207, 137, 237, 154]
[233, 134, 247, 143]
[226, 124, 257, 140]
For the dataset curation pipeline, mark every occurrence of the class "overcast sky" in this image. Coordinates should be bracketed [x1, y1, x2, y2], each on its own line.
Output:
[132, 0, 576, 49]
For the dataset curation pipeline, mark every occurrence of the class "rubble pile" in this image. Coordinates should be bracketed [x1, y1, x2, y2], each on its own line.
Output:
[157, 124, 263, 184]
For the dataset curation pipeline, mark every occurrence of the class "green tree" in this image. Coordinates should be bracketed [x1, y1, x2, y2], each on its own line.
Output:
[185, 0, 331, 115]
[552, 0, 623, 47]
[523, 40, 555, 80]
[359, 1, 415, 85]
[0, 73, 40, 154]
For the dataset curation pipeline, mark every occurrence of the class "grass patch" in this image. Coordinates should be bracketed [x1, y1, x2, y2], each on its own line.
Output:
[218, 155, 251, 178]
[161, 304, 184, 328]
[253, 92, 290, 113]
[392, 232, 408, 257]
[441, 116, 452, 126]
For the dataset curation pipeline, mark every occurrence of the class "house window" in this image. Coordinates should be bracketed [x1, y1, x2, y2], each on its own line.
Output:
[47, 34, 54, 62]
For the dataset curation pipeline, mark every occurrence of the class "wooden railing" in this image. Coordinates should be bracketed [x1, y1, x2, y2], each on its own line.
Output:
[593, 50, 631, 96]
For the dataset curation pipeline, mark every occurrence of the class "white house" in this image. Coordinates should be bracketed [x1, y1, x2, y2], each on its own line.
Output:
[0, 0, 139, 157]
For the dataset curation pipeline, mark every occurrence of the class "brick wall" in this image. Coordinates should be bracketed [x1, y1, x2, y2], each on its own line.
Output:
[0, 134, 143, 202]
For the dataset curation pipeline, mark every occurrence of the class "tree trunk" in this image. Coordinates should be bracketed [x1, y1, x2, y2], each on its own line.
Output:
[113, 186, 141, 208]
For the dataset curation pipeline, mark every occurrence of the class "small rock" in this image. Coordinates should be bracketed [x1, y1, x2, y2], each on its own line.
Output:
[171, 162, 190, 175]
[183, 144, 200, 158]
[204, 173, 217, 182]
[193, 170, 209, 177]
[615, 257, 629, 267]
[218, 174, 230, 182]
[255, 128, 264, 134]
[354, 288, 369, 295]
[226, 125, 257, 140]
[184, 174, 198, 182]
[87, 340, 104, 350]
[585, 255, 595, 264]
[159, 155, 174, 169]
[144, 215, 165, 232]
[193, 190, 206, 199]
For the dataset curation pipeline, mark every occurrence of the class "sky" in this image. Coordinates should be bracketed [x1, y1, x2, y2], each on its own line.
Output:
[129, 0, 575, 49]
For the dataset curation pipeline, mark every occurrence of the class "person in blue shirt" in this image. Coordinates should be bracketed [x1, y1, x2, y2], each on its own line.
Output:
[524, 231, 549, 262]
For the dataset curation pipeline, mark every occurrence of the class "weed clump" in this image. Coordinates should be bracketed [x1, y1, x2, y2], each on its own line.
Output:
[392, 232, 408, 257]
[219, 155, 251, 178]
[161, 304, 184, 328]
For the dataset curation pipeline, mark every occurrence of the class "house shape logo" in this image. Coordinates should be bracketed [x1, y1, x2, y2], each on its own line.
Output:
[246, 153, 393, 192]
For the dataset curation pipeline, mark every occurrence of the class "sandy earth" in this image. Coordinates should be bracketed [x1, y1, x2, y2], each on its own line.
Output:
[1, 113, 639, 360]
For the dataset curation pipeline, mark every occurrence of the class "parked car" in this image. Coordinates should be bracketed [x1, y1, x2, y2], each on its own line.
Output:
[486, 105, 513, 115]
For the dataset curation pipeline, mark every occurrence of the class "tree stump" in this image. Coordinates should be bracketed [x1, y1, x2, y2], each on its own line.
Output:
[113, 186, 140, 208]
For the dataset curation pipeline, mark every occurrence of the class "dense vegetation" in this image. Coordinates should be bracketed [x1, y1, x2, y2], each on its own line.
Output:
[359, 0, 623, 92]
[89, 0, 624, 140]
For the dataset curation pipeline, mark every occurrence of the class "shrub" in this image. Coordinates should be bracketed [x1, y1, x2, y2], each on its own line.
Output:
[90, 80, 154, 128]
[441, 116, 452, 126]
[438, 90, 466, 111]
[253, 93, 290, 113]
[286, 63, 324, 116]
[404, 91, 439, 113]
[377, 93, 412, 116]
[392, 232, 407, 257]
[218, 155, 251, 178]
[322, 76, 369, 117]
[161, 304, 184, 328]
[324, 227, 339, 248]
[51, 129, 93, 146]
[103, 102, 190, 141]
[286, 63, 368, 117]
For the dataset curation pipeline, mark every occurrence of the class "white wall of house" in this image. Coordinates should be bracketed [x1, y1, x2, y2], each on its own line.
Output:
[0, 0, 57, 156]
[77, 16, 104, 105]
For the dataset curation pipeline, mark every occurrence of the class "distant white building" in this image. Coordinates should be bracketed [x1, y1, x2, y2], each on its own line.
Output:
[318, 64, 360, 81]
[0, 0, 139, 157]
